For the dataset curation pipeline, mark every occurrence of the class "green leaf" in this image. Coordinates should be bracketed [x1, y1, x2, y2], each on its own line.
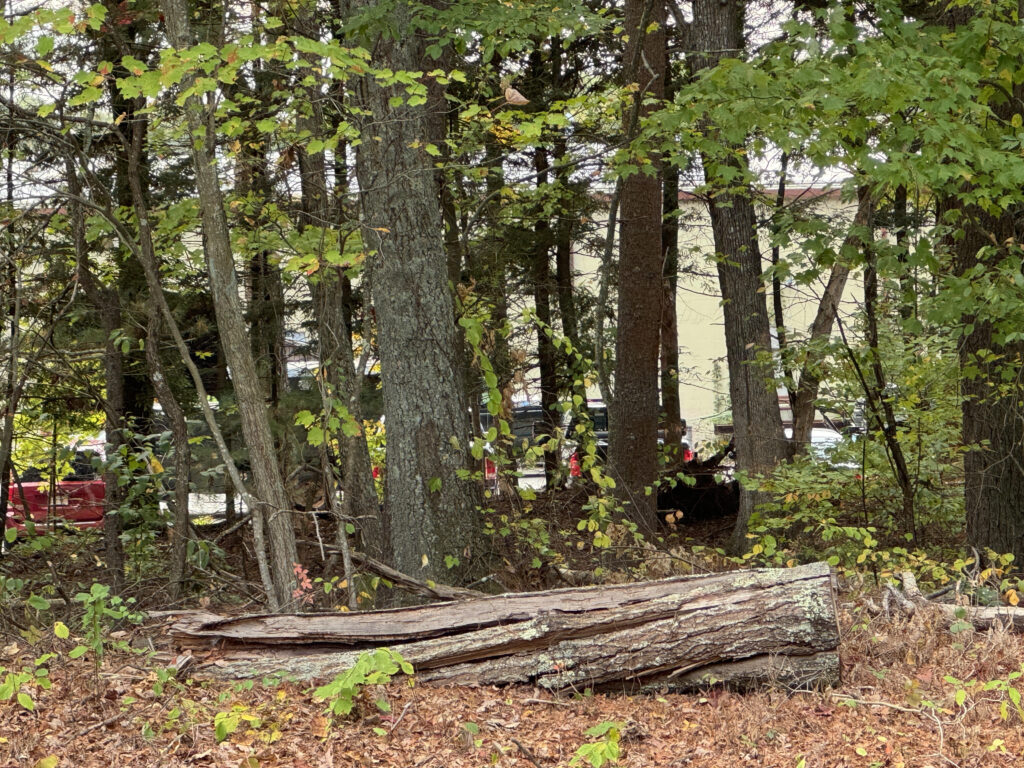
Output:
[54, 622, 70, 640]
[428, 477, 442, 493]
[68, 645, 89, 659]
[17, 692, 34, 711]
[307, 426, 325, 446]
[27, 594, 50, 611]
[4, 527, 16, 543]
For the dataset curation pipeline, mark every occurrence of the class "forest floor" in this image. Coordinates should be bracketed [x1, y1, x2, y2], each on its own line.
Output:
[3, 489, 1023, 768]
[3, 604, 1024, 768]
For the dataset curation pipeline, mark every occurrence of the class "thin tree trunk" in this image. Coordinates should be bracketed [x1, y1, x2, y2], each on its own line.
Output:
[790, 186, 876, 449]
[65, 164, 125, 589]
[159, 0, 298, 610]
[690, 0, 788, 554]
[532, 146, 559, 485]
[661, 63, 683, 457]
[145, 305, 191, 598]
[863, 229, 917, 539]
[553, 138, 579, 350]
[770, 153, 795, 428]
[289, 3, 386, 569]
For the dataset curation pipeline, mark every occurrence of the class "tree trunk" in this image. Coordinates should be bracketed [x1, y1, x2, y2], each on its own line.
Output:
[346, 0, 484, 584]
[790, 186, 875, 449]
[159, 0, 299, 610]
[65, 164, 126, 589]
[145, 305, 191, 598]
[553, 137, 581, 354]
[690, 0, 787, 554]
[661, 78, 683, 457]
[173, 562, 840, 692]
[289, 4, 386, 566]
[863, 239, 917, 538]
[937, 4, 1024, 565]
[608, 0, 667, 534]
[532, 147, 560, 485]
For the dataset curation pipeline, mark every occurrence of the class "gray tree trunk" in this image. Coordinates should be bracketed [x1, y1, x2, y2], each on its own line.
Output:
[346, 0, 484, 584]
[790, 186, 875, 449]
[289, 2, 387, 564]
[690, 0, 788, 554]
[608, 0, 667, 533]
[936, 3, 1024, 567]
[159, 0, 298, 610]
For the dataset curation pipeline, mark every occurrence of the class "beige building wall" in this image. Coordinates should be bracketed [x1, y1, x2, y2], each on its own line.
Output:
[572, 187, 860, 447]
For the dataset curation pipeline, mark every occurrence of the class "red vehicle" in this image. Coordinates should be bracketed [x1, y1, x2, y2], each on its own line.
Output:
[5, 451, 105, 536]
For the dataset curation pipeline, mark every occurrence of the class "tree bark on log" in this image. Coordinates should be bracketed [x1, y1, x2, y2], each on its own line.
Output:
[173, 562, 839, 692]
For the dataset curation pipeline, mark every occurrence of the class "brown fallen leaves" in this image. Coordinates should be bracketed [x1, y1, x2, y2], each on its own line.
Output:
[3, 606, 1024, 768]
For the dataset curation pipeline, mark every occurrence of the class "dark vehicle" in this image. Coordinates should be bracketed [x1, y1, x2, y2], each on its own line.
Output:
[480, 404, 559, 445]
[5, 451, 105, 536]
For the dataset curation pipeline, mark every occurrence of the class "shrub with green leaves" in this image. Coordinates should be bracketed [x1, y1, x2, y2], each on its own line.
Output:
[571, 721, 623, 768]
[313, 648, 413, 718]
[0, 652, 55, 711]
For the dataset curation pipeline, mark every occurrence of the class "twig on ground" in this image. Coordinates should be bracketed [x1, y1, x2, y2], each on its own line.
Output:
[78, 709, 127, 736]
[389, 701, 413, 733]
[510, 737, 545, 768]
[829, 693, 959, 768]
[521, 697, 574, 707]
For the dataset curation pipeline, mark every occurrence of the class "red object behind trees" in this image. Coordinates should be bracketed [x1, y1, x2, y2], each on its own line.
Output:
[5, 477, 105, 534]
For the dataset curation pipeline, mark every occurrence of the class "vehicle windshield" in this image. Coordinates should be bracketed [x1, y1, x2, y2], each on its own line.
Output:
[568, 405, 608, 434]
[14, 451, 100, 483]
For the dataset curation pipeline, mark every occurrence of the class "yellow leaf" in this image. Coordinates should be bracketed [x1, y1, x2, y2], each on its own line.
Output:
[421, 554, 429, 567]
[1007, 589, 1019, 606]
[34, 757, 59, 768]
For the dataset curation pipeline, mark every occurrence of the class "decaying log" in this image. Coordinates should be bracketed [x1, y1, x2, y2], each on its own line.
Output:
[172, 562, 840, 692]
[868, 571, 1024, 631]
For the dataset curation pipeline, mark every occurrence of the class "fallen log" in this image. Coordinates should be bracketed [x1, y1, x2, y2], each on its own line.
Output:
[172, 562, 840, 692]
[869, 571, 1024, 631]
